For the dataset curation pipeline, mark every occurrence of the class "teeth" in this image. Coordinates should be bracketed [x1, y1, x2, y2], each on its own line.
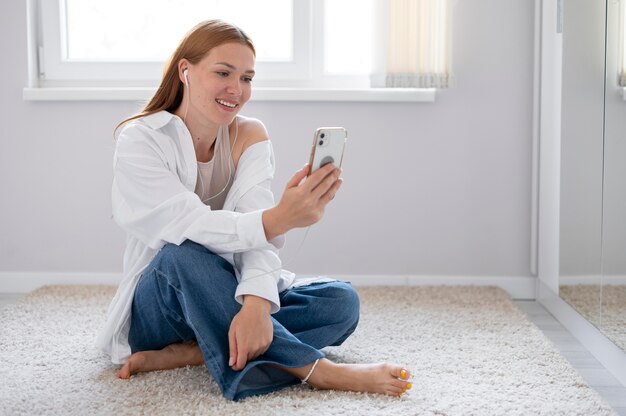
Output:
[216, 99, 237, 108]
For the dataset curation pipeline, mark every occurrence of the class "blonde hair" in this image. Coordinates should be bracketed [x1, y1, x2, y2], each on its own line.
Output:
[115, 20, 255, 133]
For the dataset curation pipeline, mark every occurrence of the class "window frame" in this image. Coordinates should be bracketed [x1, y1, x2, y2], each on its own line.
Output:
[24, 0, 437, 102]
[38, 0, 313, 86]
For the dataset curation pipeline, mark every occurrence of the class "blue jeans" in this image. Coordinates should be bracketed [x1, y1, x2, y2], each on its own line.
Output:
[128, 240, 360, 401]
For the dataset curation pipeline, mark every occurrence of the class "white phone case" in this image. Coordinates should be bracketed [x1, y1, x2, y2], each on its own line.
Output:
[308, 127, 347, 174]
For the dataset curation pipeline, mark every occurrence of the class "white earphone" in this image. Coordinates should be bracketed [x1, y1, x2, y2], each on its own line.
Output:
[178, 64, 310, 283]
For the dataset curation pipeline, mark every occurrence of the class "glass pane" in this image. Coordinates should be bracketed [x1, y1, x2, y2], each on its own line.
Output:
[63, 0, 292, 62]
[324, 0, 373, 74]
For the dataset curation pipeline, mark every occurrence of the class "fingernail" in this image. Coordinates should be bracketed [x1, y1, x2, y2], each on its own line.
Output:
[229, 357, 235, 366]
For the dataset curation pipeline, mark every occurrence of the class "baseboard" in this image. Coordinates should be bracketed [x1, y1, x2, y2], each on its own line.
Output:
[0, 272, 123, 293]
[537, 281, 626, 388]
[346, 274, 535, 300]
[0, 272, 536, 300]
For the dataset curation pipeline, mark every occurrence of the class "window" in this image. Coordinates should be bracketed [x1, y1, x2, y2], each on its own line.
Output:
[28, 0, 451, 101]
[38, 0, 311, 86]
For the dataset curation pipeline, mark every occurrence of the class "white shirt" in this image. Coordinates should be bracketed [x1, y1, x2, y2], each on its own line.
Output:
[96, 111, 296, 364]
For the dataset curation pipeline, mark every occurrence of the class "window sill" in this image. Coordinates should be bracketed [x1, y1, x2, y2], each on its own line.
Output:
[22, 87, 436, 102]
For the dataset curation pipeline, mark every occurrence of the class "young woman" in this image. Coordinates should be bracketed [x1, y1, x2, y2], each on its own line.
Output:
[97, 19, 412, 401]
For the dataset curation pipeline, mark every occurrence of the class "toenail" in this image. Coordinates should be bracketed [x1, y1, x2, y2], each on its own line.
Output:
[400, 369, 407, 379]
[407, 382, 412, 389]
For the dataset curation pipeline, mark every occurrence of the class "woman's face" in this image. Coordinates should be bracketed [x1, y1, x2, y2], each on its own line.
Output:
[184, 42, 255, 127]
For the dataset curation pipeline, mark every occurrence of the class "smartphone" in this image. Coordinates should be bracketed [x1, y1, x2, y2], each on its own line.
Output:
[308, 127, 347, 175]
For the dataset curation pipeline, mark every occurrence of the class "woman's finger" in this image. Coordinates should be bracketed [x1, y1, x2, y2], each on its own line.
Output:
[285, 164, 310, 189]
[235, 337, 248, 371]
[312, 167, 342, 198]
[228, 328, 238, 368]
[323, 178, 343, 203]
[302, 163, 336, 191]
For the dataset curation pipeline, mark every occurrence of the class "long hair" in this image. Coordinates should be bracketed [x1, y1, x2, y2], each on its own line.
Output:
[115, 20, 255, 134]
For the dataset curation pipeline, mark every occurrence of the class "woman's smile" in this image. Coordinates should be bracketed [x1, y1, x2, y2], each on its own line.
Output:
[216, 98, 238, 110]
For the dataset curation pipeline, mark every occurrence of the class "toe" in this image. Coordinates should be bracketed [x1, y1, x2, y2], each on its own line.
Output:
[392, 365, 411, 380]
[386, 385, 404, 396]
[116, 365, 130, 379]
[391, 378, 407, 389]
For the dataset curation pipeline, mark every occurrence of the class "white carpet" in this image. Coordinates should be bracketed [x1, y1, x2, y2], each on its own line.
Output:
[0, 285, 616, 416]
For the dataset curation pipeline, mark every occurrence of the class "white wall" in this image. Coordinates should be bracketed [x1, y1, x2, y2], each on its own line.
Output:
[0, 1, 535, 282]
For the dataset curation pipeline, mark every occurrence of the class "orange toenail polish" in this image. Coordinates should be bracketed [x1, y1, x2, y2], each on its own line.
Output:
[407, 383, 412, 389]
[400, 369, 407, 379]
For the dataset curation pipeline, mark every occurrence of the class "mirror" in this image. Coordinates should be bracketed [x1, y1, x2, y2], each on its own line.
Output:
[599, 0, 626, 352]
[559, 0, 626, 352]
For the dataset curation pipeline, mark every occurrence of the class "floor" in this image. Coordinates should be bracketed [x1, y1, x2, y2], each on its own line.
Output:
[1, 294, 624, 414]
[514, 300, 626, 416]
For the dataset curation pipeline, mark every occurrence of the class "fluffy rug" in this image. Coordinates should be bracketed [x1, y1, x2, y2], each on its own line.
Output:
[560, 284, 626, 351]
[0, 285, 616, 416]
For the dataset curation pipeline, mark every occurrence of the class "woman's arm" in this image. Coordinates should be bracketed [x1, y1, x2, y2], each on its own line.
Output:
[233, 116, 343, 242]
[112, 123, 272, 254]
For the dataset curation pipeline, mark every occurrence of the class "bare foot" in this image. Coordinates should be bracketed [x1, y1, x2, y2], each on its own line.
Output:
[281, 359, 412, 397]
[116, 341, 204, 379]
[116, 344, 412, 397]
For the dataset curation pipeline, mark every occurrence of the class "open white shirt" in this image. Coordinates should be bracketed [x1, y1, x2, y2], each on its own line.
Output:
[96, 111, 297, 364]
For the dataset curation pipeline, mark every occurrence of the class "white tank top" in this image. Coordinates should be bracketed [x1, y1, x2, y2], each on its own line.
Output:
[194, 124, 235, 210]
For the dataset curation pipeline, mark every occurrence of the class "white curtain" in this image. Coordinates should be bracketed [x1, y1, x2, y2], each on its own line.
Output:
[372, 0, 452, 88]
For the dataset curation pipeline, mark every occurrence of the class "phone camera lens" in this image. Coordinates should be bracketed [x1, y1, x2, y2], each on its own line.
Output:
[319, 140, 324, 146]
[320, 133, 325, 139]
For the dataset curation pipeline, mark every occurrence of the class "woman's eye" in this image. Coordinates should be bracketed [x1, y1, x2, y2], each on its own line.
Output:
[242, 77, 253, 83]
[217, 71, 229, 77]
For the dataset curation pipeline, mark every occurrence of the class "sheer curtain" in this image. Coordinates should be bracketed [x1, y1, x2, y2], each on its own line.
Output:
[371, 0, 452, 88]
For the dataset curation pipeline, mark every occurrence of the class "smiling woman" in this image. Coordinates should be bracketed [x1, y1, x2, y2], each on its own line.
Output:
[174, 43, 256, 150]
[100, 19, 413, 401]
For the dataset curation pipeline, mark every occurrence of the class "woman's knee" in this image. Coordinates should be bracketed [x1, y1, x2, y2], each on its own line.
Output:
[329, 281, 361, 328]
[346, 284, 361, 325]
[151, 240, 235, 289]
[325, 282, 360, 346]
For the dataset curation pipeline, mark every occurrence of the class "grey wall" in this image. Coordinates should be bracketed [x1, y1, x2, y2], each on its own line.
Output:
[0, 1, 535, 280]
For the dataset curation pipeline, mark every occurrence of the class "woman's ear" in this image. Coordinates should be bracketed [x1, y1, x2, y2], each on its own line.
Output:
[178, 59, 190, 85]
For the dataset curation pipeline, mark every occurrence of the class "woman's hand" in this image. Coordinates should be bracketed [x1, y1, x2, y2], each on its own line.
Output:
[263, 163, 343, 240]
[228, 295, 274, 371]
